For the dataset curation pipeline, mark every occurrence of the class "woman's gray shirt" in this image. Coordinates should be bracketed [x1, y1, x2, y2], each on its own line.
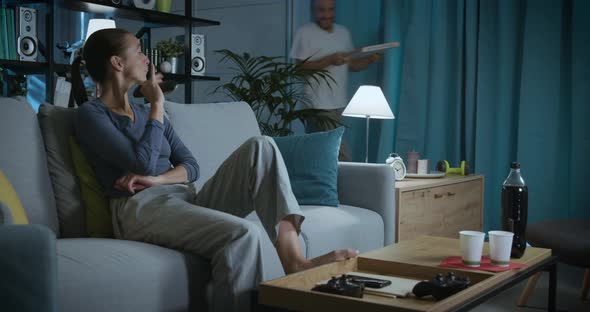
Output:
[74, 99, 199, 197]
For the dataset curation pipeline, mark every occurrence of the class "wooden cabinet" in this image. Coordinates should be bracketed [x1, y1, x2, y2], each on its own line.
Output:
[395, 175, 484, 242]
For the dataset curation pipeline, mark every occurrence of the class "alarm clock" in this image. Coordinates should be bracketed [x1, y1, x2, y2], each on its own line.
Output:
[386, 153, 407, 181]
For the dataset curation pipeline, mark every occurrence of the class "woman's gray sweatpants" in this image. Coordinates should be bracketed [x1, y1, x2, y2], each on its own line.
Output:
[109, 136, 304, 312]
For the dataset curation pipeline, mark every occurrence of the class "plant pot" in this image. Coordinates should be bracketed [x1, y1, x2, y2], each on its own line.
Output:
[156, 0, 172, 13]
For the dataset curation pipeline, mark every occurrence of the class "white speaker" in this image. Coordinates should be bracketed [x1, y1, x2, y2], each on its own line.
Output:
[16, 7, 38, 62]
[191, 34, 206, 76]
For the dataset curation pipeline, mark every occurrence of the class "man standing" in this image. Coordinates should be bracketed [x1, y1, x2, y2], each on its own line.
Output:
[290, 0, 381, 161]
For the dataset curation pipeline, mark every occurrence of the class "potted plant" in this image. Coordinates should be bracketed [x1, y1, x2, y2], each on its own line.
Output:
[212, 49, 340, 137]
[155, 38, 184, 73]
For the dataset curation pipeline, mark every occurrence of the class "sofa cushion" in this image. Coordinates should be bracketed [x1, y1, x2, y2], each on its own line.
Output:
[273, 127, 344, 207]
[0, 170, 29, 224]
[69, 137, 112, 238]
[0, 97, 58, 234]
[37, 104, 85, 238]
[243, 203, 384, 281]
[164, 101, 261, 189]
[299, 204, 385, 258]
[57, 238, 211, 312]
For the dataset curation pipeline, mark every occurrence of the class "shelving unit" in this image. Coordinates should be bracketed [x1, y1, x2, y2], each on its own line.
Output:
[55, 0, 219, 28]
[0, 0, 220, 103]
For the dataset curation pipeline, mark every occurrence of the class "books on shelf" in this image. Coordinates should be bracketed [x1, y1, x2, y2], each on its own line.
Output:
[0, 7, 18, 61]
[54, 76, 72, 108]
[0, 8, 7, 60]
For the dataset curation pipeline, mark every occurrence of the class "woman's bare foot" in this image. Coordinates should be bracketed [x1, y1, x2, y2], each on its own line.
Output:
[284, 249, 359, 274]
[275, 216, 359, 274]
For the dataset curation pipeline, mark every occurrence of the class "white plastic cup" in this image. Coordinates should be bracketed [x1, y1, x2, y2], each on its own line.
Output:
[459, 230, 485, 267]
[417, 159, 430, 174]
[489, 230, 514, 267]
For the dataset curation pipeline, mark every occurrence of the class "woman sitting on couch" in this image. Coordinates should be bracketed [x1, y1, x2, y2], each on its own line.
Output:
[71, 28, 358, 311]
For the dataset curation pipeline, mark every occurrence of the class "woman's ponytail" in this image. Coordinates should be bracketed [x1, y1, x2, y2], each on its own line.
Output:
[71, 55, 88, 106]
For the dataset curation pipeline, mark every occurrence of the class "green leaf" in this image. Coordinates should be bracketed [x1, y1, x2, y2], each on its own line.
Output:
[212, 49, 335, 136]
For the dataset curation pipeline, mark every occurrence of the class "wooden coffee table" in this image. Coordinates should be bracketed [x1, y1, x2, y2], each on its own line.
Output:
[258, 236, 557, 311]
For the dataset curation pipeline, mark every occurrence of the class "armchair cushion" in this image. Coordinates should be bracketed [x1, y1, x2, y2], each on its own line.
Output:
[0, 97, 58, 233]
[0, 170, 29, 224]
[273, 127, 344, 207]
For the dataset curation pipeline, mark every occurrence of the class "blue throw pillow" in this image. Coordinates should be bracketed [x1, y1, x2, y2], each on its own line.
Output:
[273, 127, 344, 207]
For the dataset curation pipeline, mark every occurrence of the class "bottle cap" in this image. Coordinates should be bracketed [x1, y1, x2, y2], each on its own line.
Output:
[510, 162, 520, 169]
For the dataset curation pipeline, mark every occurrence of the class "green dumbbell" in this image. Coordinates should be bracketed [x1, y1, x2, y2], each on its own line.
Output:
[436, 160, 471, 175]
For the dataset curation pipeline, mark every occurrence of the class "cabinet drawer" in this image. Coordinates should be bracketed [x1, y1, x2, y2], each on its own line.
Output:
[398, 180, 482, 241]
[428, 181, 482, 236]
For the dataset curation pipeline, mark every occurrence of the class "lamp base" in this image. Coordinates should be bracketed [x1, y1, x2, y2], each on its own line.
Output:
[365, 116, 370, 163]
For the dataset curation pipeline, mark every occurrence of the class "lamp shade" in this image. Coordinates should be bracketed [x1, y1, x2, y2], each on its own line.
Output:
[342, 85, 394, 119]
[85, 19, 116, 42]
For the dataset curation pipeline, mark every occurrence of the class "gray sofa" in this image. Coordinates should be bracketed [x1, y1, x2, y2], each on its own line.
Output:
[0, 96, 395, 311]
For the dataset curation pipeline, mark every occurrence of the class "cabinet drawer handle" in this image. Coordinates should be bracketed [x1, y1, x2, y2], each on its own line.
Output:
[447, 192, 456, 196]
[434, 194, 444, 199]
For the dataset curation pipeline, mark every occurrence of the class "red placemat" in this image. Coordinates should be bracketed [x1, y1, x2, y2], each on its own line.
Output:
[439, 256, 527, 272]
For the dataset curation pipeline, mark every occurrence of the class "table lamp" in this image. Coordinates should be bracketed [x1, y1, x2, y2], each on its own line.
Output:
[342, 85, 394, 163]
[85, 19, 116, 42]
[65, 19, 116, 64]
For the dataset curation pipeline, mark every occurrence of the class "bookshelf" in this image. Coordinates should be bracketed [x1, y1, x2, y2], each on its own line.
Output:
[0, 0, 220, 104]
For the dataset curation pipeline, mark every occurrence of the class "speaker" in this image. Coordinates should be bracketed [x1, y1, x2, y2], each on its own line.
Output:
[191, 34, 206, 76]
[16, 7, 38, 62]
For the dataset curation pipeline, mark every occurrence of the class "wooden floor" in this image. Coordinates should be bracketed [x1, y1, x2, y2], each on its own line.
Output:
[474, 263, 590, 312]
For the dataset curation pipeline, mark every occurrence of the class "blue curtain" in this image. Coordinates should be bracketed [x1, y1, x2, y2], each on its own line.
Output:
[335, 1, 385, 162]
[336, 0, 590, 230]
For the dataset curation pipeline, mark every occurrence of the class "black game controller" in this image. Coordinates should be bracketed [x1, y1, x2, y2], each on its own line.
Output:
[412, 272, 470, 300]
[312, 275, 365, 298]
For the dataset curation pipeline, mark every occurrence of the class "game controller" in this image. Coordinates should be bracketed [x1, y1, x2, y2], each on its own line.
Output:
[312, 275, 365, 298]
[412, 272, 470, 300]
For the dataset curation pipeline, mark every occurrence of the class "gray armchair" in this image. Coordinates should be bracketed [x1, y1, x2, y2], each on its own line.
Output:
[0, 222, 58, 312]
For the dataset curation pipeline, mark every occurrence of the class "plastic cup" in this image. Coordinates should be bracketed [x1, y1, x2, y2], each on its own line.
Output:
[489, 230, 514, 267]
[417, 159, 430, 174]
[459, 230, 485, 267]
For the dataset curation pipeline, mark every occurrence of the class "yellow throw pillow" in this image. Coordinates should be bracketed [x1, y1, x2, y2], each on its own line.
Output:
[68, 137, 113, 238]
[0, 170, 29, 224]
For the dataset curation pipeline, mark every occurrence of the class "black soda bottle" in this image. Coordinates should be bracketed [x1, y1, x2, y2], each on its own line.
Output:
[501, 162, 528, 258]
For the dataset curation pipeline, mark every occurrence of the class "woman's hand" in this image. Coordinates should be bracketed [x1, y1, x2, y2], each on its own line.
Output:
[114, 173, 162, 194]
[154, 72, 164, 85]
[139, 63, 164, 106]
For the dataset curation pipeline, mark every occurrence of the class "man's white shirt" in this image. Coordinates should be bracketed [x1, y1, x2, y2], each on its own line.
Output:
[290, 23, 354, 110]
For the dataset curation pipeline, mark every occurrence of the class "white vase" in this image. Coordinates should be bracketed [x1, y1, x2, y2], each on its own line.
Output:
[169, 57, 179, 74]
